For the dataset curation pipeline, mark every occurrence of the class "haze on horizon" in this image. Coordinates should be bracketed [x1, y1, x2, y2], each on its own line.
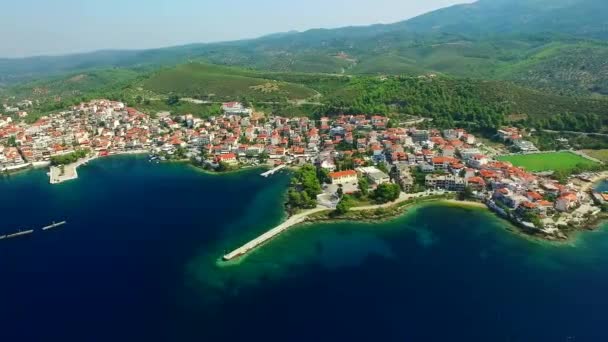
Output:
[1, 0, 474, 59]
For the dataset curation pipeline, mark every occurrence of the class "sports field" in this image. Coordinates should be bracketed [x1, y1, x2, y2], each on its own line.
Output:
[497, 151, 598, 172]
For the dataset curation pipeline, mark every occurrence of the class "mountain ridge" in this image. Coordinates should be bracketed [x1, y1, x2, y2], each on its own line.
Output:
[1, 0, 608, 96]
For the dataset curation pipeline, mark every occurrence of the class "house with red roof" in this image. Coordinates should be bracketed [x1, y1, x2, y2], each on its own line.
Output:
[329, 170, 358, 185]
[556, 193, 579, 212]
[216, 153, 238, 165]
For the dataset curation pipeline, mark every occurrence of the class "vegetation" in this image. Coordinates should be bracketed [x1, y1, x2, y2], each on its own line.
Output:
[372, 183, 401, 204]
[50, 149, 89, 166]
[141, 63, 318, 101]
[286, 165, 323, 213]
[334, 195, 356, 216]
[497, 152, 599, 173]
[2, 0, 608, 98]
[582, 149, 608, 163]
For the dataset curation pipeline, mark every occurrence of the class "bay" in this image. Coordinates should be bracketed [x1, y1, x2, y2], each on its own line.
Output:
[1, 156, 608, 341]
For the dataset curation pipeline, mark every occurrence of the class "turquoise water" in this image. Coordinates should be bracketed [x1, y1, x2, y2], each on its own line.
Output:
[595, 179, 608, 192]
[2, 156, 608, 341]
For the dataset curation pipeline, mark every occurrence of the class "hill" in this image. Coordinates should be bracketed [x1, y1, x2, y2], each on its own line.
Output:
[2, 0, 608, 96]
[140, 63, 319, 101]
[5, 68, 143, 99]
[402, 0, 608, 40]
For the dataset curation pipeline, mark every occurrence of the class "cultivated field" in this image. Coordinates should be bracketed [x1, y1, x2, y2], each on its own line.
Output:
[497, 151, 598, 172]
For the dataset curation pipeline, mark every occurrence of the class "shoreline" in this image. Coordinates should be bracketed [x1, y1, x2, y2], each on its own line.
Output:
[221, 192, 608, 262]
[49, 149, 149, 185]
[581, 171, 608, 193]
[221, 193, 457, 262]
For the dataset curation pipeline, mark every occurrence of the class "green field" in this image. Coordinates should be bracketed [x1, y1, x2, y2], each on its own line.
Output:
[497, 152, 599, 172]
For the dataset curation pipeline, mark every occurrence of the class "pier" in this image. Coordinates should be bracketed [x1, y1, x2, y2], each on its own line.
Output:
[261, 164, 287, 177]
[5, 229, 34, 239]
[42, 221, 67, 231]
[223, 207, 327, 261]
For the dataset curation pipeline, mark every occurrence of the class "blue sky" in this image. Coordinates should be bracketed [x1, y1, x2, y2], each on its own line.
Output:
[1, 0, 472, 58]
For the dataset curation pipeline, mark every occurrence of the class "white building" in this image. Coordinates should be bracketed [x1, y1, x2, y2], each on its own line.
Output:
[357, 166, 390, 186]
[222, 102, 253, 116]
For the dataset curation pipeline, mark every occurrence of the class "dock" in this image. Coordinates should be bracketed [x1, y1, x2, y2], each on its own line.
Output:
[5, 229, 34, 239]
[261, 164, 287, 177]
[223, 207, 327, 261]
[42, 221, 67, 231]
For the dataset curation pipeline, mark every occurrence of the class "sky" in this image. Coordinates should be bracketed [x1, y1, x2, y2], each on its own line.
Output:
[0, 0, 473, 58]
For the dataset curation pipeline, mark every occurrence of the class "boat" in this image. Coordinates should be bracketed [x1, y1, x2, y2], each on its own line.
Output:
[42, 221, 67, 231]
[5, 229, 34, 239]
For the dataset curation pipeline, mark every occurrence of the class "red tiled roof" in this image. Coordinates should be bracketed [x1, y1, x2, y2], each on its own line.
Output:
[329, 170, 357, 179]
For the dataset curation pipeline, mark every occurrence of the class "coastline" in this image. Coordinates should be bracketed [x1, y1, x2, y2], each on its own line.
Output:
[49, 149, 149, 185]
[581, 171, 608, 193]
[221, 190, 608, 263]
[188, 163, 269, 177]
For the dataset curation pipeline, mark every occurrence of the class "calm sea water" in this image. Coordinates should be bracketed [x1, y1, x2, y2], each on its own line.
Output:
[2, 156, 608, 341]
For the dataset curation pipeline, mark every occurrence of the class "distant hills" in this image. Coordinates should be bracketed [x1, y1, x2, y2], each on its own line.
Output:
[1, 0, 608, 96]
[402, 0, 608, 39]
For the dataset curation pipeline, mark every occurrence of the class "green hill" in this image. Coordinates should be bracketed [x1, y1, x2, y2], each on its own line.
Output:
[6, 68, 142, 99]
[496, 41, 608, 95]
[2, 0, 608, 96]
[140, 63, 318, 101]
[402, 0, 608, 40]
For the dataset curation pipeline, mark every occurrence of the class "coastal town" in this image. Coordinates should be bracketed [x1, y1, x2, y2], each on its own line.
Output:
[1, 99, 607, 250]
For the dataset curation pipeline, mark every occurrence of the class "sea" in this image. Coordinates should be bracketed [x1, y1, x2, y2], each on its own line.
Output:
[1, 155, 608, 342]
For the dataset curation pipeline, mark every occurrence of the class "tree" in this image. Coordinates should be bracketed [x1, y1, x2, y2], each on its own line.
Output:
[372, 183, 401, 204]
[377, 163, 389, 174]
[335, 195, 355, 215]
[358, 178, 370, 197]
[217, 161, 232, 172]
[460, 186, 474, 200]
[258, 151, 269, 163]
[337, 185, 344, 198]
[317, 168, 330, 184]
[287, 165, 323, 210]
[166, 95, 180, 106]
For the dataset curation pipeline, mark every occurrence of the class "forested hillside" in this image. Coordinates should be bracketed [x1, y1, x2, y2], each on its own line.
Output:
[2, 0, 608, 96]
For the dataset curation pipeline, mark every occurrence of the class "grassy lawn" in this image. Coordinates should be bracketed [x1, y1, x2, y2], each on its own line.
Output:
[497, 151, 598, 172]
[582, 149, 608, 163]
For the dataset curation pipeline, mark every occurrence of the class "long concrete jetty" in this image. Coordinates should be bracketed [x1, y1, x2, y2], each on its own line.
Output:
[261, 164, 286, 177]
[223, 207, 327, 261]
